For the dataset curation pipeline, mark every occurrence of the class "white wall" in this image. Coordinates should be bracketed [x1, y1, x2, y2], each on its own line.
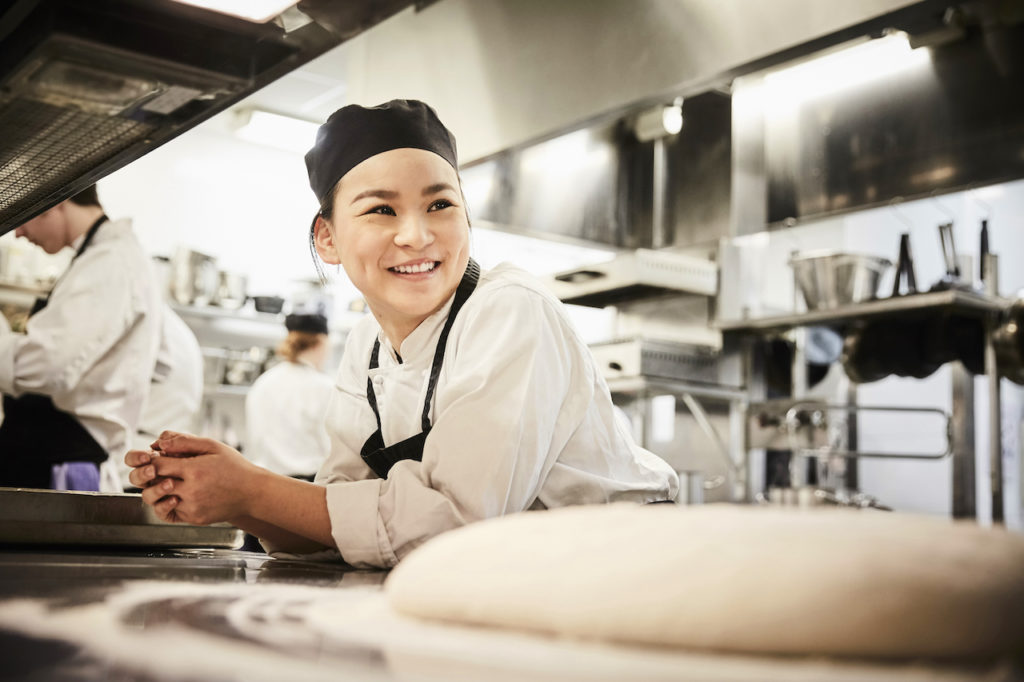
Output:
[97, 117, 332, 302]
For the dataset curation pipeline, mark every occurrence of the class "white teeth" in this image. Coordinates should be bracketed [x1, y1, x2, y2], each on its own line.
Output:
[392, 261, 437, 274]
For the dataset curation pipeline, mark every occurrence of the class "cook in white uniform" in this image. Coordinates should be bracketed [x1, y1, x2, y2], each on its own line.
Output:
[126, 304, 203, 489]
[0, 185, 162, 491]
[245, 313, 334, 479]
[125, 100, 679, 568]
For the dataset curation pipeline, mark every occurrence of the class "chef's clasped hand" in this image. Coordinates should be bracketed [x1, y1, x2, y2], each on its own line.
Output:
[126, 431, 260, 525]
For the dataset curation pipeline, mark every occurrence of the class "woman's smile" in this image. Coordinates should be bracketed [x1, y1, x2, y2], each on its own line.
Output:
[389, 258, 442, 276]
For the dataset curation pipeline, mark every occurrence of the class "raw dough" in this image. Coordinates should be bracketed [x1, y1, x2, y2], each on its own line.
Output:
[386, 504, 1024, 659]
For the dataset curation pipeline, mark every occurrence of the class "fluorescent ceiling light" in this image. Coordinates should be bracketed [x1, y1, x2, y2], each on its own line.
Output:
[234, 109, 320, 154]
[763, 32, 931, 103]
[169, 0, 298, 23]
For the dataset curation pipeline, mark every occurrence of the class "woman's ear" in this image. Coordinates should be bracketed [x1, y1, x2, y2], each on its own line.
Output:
[313, 215, 341, 265]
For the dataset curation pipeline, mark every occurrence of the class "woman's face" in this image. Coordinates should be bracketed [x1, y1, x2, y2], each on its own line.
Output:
[315, 148, 471, 345]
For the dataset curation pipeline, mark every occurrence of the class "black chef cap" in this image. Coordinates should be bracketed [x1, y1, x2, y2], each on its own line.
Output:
[304, 99, 459, 205]
[285, 313, 329, 335]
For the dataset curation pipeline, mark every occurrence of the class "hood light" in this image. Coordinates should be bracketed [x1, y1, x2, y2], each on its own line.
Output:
[169, 0, 298, 23]
[633, 99, 684, 142]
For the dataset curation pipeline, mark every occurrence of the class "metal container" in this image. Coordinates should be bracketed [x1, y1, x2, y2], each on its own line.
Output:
[213, 270, 247, 309]
[170, 248, 218, 306]
[789, 251, 892, 310]
[223, 346, 269, 386]
[0, 488, 244, 548]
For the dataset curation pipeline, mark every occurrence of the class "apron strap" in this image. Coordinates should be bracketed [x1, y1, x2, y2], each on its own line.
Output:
[420, 258, 479, 431]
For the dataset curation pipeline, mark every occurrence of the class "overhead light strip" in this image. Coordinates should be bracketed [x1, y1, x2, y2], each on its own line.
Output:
[168, 0, 298, 23]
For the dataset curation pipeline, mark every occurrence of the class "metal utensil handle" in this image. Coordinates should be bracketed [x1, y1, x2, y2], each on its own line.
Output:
[938, 222, 960, 278]
[784, 402, 952, 459]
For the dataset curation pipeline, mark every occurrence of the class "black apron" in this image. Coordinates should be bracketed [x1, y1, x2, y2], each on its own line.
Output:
[0, 215, 110, 489]
[359, 259, 480, 478]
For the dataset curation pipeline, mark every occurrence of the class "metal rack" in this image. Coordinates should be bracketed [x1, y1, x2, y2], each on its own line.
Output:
[716, 289, 1005, 332]
[719, 289, 1008, 522]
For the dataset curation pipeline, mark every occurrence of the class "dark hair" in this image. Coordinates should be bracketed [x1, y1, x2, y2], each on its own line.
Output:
[68, 184, 101, 208]
[307, 183, 340, 285]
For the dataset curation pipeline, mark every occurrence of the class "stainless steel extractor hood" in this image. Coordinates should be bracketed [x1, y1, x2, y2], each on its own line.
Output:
[0, 0, 414, 237]
[546, 248, 718, 308]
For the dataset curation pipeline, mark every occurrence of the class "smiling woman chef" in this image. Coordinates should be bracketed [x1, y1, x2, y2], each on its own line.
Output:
[126, 100, 678, 568]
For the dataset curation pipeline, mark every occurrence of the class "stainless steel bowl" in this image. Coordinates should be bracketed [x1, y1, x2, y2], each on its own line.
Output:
[789, 251, 892, 310]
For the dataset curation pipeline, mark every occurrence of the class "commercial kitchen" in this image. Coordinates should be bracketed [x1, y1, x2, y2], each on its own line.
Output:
[1, 0, 1023, 680]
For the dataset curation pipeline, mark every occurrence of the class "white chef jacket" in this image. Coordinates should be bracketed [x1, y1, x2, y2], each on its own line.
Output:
[275, 263, 678, 568]
[0, 218, 162, 491]
[245, 360, 334, 476]
[127, 304, 203, 485]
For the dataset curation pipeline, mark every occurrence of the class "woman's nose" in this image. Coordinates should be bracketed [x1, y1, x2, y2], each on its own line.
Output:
[394, 215, 433, 249]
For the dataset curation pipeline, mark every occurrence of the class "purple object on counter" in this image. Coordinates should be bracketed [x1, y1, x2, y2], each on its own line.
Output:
[51, 462, 101, 491]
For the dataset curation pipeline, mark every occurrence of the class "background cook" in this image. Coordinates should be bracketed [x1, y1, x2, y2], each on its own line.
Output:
[0, 185, 162, 491]
[245, 312, 334, 480]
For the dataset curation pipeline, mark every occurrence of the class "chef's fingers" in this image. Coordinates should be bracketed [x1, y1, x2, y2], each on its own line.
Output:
[141, 476, 177, 506]
[150, 455, 192, 480]
[152, 494, 181, 522]
[152, 431, 226, 457]
[127, 462, 158, 488]
[124, 449, 153, 468]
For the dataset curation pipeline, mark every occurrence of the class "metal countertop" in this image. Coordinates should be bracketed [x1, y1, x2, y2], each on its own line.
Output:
[0, 546, 1017, 682]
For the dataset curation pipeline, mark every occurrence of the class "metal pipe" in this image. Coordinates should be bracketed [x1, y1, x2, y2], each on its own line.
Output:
[983, 253, 1003, 523]
[951, 362, 977, 519]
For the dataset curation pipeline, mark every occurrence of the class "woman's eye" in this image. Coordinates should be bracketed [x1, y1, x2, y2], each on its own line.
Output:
[428, 199, 453, 212]
[364, 205, 396, 216]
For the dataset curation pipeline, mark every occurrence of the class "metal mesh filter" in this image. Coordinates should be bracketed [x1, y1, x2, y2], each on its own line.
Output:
[0, 98, 155, 231]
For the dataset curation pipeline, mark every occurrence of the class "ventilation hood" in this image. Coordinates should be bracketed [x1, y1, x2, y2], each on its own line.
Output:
[547, 248, 718, 308]
[0, 0, 414, 237]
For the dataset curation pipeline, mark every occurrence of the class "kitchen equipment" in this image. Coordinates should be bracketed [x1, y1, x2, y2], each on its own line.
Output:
[253, 295, 285, 314]
[170, 248, 218, 306]
[930, 221, 979, 291]
[548, 249, 718, 307]
[201, 347, 229, 386]
[749, 400, 952, 459]
[0, 487, 243, 548]
[223, 346, 269, 386]
[589, 337, 742, 388]
[212, 270, 247, 309]
[890, 232, 918, 296]
[979, 219, 990, 284]
[993, 298, 1024, 385]
[788, 250, 891, 310]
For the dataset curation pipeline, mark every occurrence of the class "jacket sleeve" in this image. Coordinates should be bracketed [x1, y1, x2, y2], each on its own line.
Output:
[319, 286, 590, 568]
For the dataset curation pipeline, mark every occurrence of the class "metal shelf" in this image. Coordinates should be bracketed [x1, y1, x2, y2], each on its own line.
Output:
[203, 384, 250, 397]
[715, 289, 1006, 333]
[171, 302, 284, 325]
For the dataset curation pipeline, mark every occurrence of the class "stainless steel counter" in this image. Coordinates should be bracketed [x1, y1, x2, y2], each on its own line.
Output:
[0, 546, 1016, 682]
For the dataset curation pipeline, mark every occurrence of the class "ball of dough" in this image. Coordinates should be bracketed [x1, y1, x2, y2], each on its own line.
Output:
[386, 504, 1024, 659]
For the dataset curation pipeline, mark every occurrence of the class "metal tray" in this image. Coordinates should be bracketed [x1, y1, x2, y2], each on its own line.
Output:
[0, 487, 244, 549]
